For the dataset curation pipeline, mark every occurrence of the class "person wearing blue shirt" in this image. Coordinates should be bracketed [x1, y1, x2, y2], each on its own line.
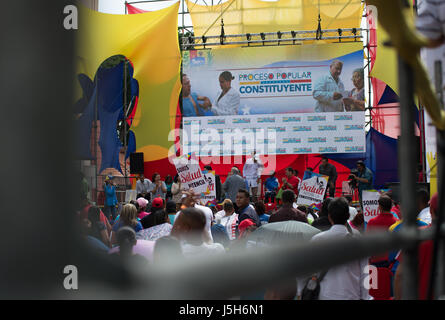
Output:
[313, 60, 345, 112]
[182, 74, 212, 117]
[350, 160, 373, 205]
[104, 175, 118, 221]
[264, 171, 279, 204]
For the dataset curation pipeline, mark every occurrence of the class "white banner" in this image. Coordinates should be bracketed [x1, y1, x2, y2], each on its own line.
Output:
[362, 190, 381, 223]
[173, 155, 215, 205]
[296, 175, 329, 206]
[182, 112, 365, 156]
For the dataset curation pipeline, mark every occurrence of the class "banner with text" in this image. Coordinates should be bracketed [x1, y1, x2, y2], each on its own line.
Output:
[182, 43, 365, 155]
[173, 155, 215, 205]
[296, 174, 329, 206]
[362, 189, 386, 223]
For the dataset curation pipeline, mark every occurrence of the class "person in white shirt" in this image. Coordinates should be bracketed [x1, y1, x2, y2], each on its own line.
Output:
[136, 174, 152, 200]
[417, 189, 432, 225]
[309, 197, 371, 300]
[214, 199, 238, 241]
[243, 151, 263, 203]
[345, 195, 358, 221]
[171, 207, 225, 258]
[201, 71, 240, 116]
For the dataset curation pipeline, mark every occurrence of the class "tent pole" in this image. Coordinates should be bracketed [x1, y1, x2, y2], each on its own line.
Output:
[398, 55, 419, 300]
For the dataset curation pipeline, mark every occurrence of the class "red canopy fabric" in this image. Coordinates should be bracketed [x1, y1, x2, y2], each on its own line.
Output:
[126, 3, 148, 14]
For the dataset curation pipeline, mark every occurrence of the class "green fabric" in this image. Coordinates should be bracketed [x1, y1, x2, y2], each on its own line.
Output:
[276, 188, 283, 199]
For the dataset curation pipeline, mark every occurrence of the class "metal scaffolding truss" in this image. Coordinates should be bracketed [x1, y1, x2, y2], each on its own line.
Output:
[180, 28, 363, 49]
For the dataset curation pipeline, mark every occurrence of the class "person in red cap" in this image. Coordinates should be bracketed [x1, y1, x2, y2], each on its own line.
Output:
[140, 197, 164, 229]
[238, 219, 256, 239]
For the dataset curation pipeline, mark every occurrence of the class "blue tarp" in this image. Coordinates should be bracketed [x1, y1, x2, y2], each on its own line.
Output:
[325, 127, 399, 189]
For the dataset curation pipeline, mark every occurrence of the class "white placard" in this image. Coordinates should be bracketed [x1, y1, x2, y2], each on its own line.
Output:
[362, 190, 381, 223]
[296, 174, 329, 206]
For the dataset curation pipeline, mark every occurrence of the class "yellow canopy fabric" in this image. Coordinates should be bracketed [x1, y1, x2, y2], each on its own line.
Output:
[76, 3, 181, 162]
[370, 25, 398, 94]
[187, 0, 363, 38]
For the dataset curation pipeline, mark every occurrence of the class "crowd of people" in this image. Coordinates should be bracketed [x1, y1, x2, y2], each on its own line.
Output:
[79, 154, 439, 300]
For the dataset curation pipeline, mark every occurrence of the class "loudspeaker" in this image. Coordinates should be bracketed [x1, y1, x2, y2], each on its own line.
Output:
[129, 152, 144, 174]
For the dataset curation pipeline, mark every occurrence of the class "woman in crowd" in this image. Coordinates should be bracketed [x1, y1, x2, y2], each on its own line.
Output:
[87, 205, 112, 248]
[103, 175, 118, 221]
[136, 197, 150, 220]
[111, 203, 143, 245]
[255, 200, 270, 225]
[151, 172, 167, 199]
[171, 174, 186, 211]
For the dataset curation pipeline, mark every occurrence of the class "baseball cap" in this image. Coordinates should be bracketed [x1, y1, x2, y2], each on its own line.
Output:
[238, 219, 255, 238]
[151, 197, 164, 209]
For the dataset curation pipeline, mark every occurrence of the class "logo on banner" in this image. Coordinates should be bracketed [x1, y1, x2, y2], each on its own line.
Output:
[282, 138, 301, 144]
[184, 120, 201, 126]
[345, 124, 364, 130]
[234, 138, 251, 145]
[294, 147, 312, 153]
[319, 147, 337, 152]
[268, 127, 286, 132]
[257, 138, 276, 144]
[335, 115, 353, 121]
[233, 118, 251, 124]
[308, 116, 327, 122]
[208, 119, 225, 125]
[335, 136, 354, 142]
[308, 137, 327, 143]
[283, 116, 301, 122]
[293, 126, 312, 132]
[238, 71, 312, 96]
[257, 117, 276, 123]
[345, 146, 364, 152]
[318, 125, 337, 131]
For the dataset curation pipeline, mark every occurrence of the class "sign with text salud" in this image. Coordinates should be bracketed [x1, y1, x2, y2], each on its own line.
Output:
[296, 174, 329, 206]
[362, 190, 381, 223]
[173, 154, 214, 205]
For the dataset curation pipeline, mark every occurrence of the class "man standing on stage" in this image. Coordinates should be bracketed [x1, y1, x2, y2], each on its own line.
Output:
[318, 156, 337, 198]
[313, 60, 345, 112]
[350, 160, 373, 204]
[136, 174, 152, 201]
[243, 151, 263, 203]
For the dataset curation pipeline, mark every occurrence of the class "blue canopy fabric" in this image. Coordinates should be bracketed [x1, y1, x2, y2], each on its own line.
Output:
[325, 128, 399, 189]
